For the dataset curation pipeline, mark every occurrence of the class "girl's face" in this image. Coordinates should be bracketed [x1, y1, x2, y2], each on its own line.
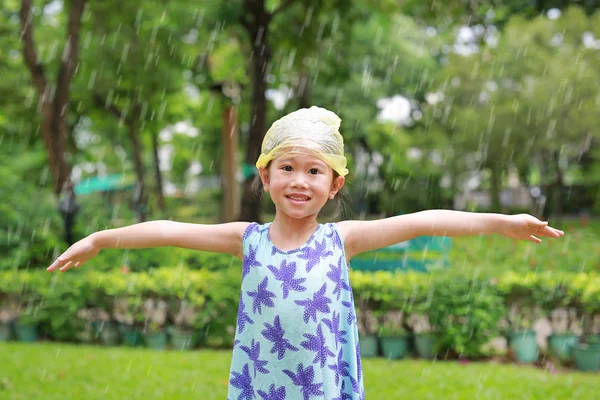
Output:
[259, 154, 345, 221]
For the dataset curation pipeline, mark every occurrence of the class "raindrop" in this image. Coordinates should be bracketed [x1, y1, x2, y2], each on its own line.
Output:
[135, 8, 144, 33]
[331, 13, 340, 35]
[316, 19, 326, 42]
[87, 70, 96, 89]
[83, 31, 92, 49]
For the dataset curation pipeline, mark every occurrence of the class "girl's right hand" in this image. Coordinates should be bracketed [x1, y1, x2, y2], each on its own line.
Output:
[47, 234, 101, 272]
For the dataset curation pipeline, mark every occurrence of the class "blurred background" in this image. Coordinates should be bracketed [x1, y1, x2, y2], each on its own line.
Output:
[1, 1, 599, 398]
[2, 0, 600, 262]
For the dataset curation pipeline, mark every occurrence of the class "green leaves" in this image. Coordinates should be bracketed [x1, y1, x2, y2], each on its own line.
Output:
[350, 269, 598, 358]
[1, 267, 597, 354]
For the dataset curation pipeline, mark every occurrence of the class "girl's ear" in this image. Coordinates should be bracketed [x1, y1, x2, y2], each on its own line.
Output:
[258, 167, 270, 192]
[329, 175, 345, 199]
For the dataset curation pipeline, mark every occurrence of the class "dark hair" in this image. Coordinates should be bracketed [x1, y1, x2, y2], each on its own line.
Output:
[251, 173, 264, 199]
[328, 171, 351, 221]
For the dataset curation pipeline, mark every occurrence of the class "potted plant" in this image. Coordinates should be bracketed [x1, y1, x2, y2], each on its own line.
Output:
[539, 276, 579, 363]
[15, 311, 41, 342]
[143, 298, 168, 350]
[498, 274, 544, 363]
[14, 295, 46, 342]
[547, 308, 579, 362]
[569, 274, 600, 371]
[506, 302, 542, 363]
[169, 300, 198, 350]
[76, 308, 114, 345]
[571, 317, 600, 372]
[355, 294, 380, 358]
[406, 313, 437, 359]
[377, 311, 409, 359]
[0, 296, 18, 341]
[114, 297, 145, 347]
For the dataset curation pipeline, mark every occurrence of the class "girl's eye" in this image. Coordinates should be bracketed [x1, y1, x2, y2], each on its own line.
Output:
[309, 168, 320, 175]
[282, 165, 293, 171]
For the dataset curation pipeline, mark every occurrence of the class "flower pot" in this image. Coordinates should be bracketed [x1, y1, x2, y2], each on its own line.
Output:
[145, 331, 168, 350]
[14, 322, 38, 342]
[98, 322, 121, 346]
[91, 321, 105, 337]
[169, 328, 194, 350]
[406, 333, 417, 357]
[509, 330, 538, 363]
[359, 335, 379, 358]
[380, 335, 408, 359]
[122, 329, 144, 347]
[0, 321, 13, 341]
[414, 333, 436, 359]
[548, 334, 578, 361]
[572, 342, 600, 372]
[585, 334, 600, 346]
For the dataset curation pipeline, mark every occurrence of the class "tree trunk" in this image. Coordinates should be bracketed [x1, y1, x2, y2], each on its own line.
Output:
[551, 150, 564, 222]
[222, 104, 240, 222]
[20, 0, 86, 196]
[151, 129, 167, 214]
[516, 162, 539, 216]
[127, 104, 148, 222]
[239, 0, 273, 222]
[489, 164, 502, 212]
[297, 66, 311, 109]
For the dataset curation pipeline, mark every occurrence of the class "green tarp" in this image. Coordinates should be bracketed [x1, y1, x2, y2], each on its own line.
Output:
[74, 174, 133, 195]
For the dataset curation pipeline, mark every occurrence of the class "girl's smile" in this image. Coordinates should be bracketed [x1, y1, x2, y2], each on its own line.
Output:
[259, 154, 344, 221]
[286, 193, 311, 203]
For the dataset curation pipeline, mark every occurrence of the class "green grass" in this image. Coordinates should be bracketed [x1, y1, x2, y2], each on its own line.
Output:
[1, 343, 598, 399]
[447, 220, 600, 275]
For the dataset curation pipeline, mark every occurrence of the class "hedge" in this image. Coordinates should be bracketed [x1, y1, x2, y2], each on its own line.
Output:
[1, 268, 598, 357]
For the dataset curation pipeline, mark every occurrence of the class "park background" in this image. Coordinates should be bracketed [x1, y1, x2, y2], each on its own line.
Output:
[1, 0, 599, 398]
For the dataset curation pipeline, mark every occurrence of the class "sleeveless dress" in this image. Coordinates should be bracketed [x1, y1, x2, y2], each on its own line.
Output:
[227, 222, 366, 400]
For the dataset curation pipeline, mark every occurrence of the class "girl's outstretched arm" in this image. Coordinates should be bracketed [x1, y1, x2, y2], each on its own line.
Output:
[47, 220, 250, 272]
[337, 210, 564, 260]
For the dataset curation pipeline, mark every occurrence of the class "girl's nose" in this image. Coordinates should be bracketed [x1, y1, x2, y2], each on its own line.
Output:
[290, 174, 309, 189]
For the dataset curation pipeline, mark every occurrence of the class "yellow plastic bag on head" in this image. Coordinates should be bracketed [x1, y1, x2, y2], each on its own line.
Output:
[255, 106, 349, 177]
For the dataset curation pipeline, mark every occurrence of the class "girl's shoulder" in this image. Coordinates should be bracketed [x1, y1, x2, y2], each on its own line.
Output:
[242, 222, 271, 243]
[332, 220, 351, 244]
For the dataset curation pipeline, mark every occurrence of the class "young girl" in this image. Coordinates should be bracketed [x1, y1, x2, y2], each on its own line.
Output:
[47, 106, 563, 400]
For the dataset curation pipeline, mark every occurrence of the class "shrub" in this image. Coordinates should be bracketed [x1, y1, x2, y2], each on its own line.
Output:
[1, 269, 597, 357]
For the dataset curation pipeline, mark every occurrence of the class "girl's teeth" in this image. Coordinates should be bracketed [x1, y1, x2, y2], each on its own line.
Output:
[289, 196, 308, 201]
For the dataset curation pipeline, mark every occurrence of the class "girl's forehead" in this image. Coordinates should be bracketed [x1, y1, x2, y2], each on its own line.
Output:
[274, 154, 327, 166]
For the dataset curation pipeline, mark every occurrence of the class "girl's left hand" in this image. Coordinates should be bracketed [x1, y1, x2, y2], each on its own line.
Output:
[501, 214, 564, 243]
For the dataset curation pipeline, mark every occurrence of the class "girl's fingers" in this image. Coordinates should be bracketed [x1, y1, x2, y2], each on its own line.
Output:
[542, 227, 563, 237]
[59, 261, 75, 272]
[530, 235, 542, 243]
[47, 257, 66, 272]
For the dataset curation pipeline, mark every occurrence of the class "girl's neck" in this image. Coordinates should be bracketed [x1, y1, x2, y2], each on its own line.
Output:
[269, 212, 320, 249]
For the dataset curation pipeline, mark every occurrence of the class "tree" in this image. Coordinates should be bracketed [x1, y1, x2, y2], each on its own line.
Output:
[19, 0, 86, 196]
[76, 0, 196, 221]
[421, 6, 600, 216]
[211, 0, 358, 222]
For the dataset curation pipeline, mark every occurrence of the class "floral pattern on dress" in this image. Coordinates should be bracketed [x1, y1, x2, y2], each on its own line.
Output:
[228, 222, 365, 400]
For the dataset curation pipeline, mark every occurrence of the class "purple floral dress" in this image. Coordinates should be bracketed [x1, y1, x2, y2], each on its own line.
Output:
[228, 222, 365, 400]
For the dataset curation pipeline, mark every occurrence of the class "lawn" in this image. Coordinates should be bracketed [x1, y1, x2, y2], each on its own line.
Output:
[447, 219, 600, 275]
[1, 343, 598, 399]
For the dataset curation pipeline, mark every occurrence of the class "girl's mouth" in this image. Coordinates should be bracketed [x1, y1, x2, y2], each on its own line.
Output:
[286, 195, 310, 202]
